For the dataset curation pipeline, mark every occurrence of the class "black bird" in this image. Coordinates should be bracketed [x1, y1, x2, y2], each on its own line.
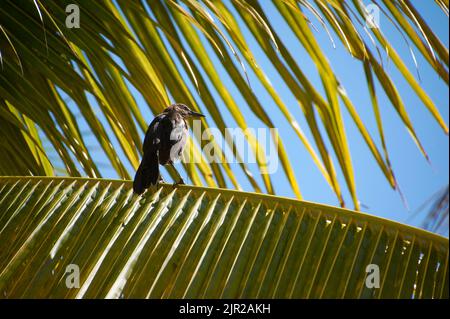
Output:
[133, 103, 205, 195]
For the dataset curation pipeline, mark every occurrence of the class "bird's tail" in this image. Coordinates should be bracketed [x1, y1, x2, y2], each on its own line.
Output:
[133, 151, 159, 195]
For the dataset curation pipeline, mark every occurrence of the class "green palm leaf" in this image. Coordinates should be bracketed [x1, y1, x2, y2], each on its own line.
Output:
[0, 177, 447, 298]
[0, 0, 448, 209]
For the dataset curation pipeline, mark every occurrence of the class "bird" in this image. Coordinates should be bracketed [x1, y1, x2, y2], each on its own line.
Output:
[133, 103, 205, 195]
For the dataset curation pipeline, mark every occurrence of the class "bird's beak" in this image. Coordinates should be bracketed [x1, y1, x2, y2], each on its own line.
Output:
[189, 110, 205, 118]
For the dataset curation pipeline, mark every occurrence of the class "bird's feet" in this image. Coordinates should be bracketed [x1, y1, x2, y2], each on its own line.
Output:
[155, 175, 165, 188]
[174, 177, 185, 185]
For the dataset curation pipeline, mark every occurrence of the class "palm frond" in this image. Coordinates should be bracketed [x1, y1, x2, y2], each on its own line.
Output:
[422, 186, 449, 237]
[0, 0, 448, 209]
[0, 177, 448, 298]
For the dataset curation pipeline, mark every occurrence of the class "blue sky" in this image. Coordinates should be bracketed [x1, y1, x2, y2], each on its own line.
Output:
[212, 1, 449, 231]
[64, 1, 448, 234]
[261, 0, 449, 231]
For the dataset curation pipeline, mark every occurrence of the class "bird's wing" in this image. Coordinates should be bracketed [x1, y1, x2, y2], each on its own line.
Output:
[142, 113, 187, 165]
[143, 113, 167, 152]
[160, 116, 187, 164]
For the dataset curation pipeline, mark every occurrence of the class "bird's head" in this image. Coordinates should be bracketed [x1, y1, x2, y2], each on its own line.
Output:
[164, 103, 205, 119]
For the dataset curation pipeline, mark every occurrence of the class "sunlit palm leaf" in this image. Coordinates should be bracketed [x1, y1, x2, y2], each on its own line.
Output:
[0, 0, 448, 209]
[0, 176, 448, 298]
